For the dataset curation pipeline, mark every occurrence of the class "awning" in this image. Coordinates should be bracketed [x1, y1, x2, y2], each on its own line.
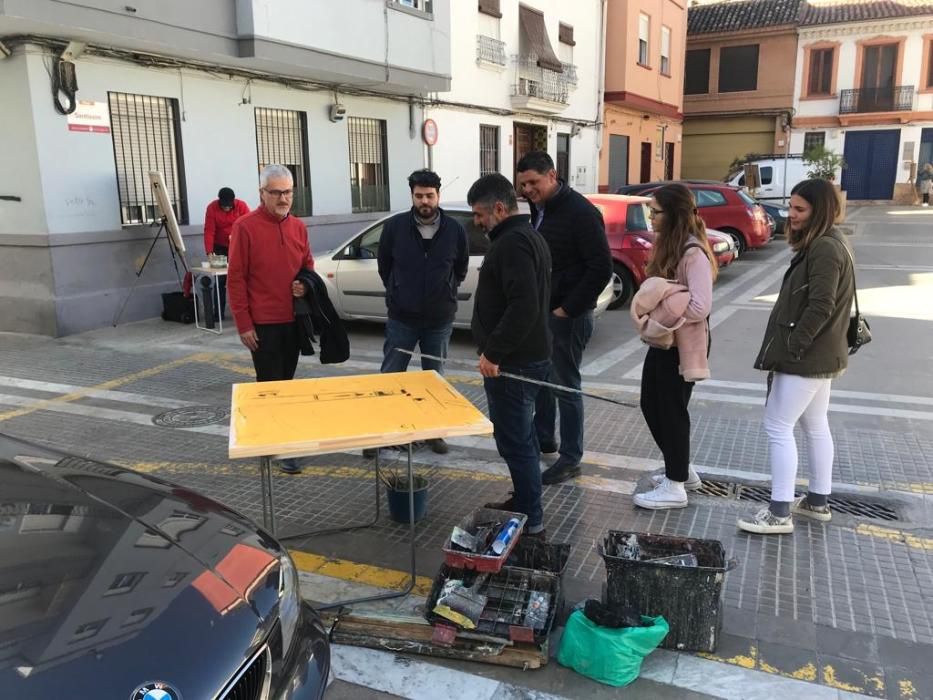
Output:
[518, 5, 563, 73]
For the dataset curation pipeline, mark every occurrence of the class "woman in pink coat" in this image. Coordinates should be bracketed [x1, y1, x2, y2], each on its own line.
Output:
[632, 184, 718, 510]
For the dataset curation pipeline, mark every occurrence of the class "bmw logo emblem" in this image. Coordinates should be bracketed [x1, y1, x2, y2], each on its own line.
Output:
[130, 681, 182, 700]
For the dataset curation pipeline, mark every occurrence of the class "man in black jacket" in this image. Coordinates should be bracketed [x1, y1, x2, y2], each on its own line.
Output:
[469, 173, 552, 536]
[517, 151, 612, 485]
[369, 169, 469, 456]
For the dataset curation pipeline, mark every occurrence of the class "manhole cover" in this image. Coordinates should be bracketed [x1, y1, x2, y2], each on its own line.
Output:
[152, 406, 229, 428]
[696, 479, 900, 522]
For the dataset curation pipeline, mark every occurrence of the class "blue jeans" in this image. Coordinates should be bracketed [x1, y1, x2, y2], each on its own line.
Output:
[534, 310, 595, 465]
[381, 318, 453, 374]
[484, 360, 550, 529]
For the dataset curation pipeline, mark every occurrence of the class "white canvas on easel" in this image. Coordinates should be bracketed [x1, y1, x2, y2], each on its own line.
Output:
[149, 170, 186, 255]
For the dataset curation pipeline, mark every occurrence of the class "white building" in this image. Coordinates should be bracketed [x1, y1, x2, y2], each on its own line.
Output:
[425, 0, 603, 202]
[0, 0, 452, 335]
[790, 3, 933, 200]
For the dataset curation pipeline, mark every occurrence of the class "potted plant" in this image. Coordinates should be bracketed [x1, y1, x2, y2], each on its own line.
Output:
[803, 145, 847, 182]
[378, 457, 434, 523]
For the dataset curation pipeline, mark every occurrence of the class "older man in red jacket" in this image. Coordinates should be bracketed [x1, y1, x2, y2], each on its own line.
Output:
[227, 164, 314, 473]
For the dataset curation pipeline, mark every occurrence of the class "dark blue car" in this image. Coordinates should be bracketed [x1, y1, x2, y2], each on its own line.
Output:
[0, 433, 330, 700]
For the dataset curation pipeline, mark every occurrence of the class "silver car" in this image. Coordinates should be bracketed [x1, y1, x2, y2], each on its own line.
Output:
[315, 206, 614, 329]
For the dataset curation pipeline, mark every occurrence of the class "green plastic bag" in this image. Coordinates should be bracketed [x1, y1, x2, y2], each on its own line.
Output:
[557, 610, 669, 687]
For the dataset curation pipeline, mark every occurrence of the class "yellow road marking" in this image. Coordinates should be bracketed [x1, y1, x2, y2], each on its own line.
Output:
[0, 352, 215, 422]
[899, 679, 918, 699]
[854, 524, 933, 551]
[288, 550, 433, 596]
[127, 460, 510, 484]
[699, 645, 757, 669]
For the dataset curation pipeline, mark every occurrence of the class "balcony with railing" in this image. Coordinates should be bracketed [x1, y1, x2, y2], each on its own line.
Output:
[476, 35, 507, 69]
[839, 86, 914, 114]
[511, 54, 570, 113]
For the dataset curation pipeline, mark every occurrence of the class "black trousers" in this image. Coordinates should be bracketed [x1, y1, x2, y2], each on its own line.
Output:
[213, 244, 228, 318]
[640, 347, 694, 482]
[251, 322, 300, 382]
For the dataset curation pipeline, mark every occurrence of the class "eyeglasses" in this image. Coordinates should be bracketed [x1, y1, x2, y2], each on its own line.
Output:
[263, 188, 294, 198]
[648, 208, 664, 217]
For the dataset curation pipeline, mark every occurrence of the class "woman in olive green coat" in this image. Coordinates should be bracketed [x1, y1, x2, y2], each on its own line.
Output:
[738, 179, 855, 535]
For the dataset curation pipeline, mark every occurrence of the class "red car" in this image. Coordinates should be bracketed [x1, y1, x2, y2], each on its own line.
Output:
[616, 181, 772, 254]
[586, 194, 736, 309]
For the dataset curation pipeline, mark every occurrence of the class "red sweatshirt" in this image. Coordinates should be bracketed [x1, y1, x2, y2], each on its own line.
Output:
[203, 198, 250, 253]
[227, 207, 314, 334]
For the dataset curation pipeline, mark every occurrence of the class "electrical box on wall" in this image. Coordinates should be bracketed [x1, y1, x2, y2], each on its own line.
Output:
[328, 103, 347, 122]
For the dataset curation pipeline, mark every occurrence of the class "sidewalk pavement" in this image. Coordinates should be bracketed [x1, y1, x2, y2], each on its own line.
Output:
[0, 323, 930, 699]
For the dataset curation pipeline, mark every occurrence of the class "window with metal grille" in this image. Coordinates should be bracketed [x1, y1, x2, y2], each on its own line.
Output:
[718, 45, 759, 92]
[685, 49, 710, 94]
[255, 107, 312, 217]
[480, 125, 499, 176]
[556, 133, 570, 182]
[808, 48, 834, 95]
[804, 131, 825, 154]
[108, 92, 187, 226]
[348, 117, 390, 213]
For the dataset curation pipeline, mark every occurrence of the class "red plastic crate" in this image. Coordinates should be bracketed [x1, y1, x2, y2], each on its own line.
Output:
[442, 507, 527, 573]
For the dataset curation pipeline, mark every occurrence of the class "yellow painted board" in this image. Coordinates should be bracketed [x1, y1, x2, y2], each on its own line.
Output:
[229, 370, 493, 459]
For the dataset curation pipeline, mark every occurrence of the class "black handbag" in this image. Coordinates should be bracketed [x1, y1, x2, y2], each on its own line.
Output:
[841, 244, 871, 355]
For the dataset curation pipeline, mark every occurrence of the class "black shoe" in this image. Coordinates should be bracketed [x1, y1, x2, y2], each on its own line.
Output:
[484, 495, 516, 511]
[542, 461, 581, 485]
[539, 440, 559, 455]
[523, 526, 547, 540]
[427, 438, 449, 454]
[278, 458, 302, 474]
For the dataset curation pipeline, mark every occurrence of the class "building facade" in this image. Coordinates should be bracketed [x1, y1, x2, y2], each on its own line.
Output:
[0, 0, 452, 335]
[682, 0, 800, 181]
[426, 0, 603, 203]
[791, 2, 933, 200]
[600, 0, 688, 193]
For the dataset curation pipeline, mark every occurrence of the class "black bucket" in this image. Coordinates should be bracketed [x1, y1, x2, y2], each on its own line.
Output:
[599, 531, 737, 653]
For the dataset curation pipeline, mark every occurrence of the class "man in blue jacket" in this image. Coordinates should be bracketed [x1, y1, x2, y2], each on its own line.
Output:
[367, 169, 469, 456]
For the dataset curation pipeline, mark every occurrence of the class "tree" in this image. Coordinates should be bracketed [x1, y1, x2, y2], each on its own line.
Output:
[803, 145, 846, 181]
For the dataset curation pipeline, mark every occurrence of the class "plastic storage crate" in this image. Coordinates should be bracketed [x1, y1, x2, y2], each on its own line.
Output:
[426, 563, 561, 644]
[442, 507, 528, 573]
[599, 531, 737, 653]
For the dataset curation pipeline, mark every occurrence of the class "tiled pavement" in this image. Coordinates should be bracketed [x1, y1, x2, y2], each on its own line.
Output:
[1, 331, 932, 698]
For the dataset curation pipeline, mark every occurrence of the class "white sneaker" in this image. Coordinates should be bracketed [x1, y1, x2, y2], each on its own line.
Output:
[792, 496, 831, 523]
[633, 478, 688, 510]
[651, 467, 702, 491]
[737, 507, 794, 534]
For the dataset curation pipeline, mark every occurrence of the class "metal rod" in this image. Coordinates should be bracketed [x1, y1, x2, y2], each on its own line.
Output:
[394, 348, 640, 409]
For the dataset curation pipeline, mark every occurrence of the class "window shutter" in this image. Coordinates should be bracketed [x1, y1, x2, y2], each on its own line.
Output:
[478, 0, 501, 18]
[559, 23, 574, 46]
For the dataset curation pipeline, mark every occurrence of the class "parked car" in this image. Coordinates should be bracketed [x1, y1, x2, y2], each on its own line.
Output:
[0, 432, 330, 700]
[758, 200, 789, 236]
[584, 194, 736, 309]
[315, 206, 614, 327]
[615, 180, 772, 254]
[724, 155, 809, 206]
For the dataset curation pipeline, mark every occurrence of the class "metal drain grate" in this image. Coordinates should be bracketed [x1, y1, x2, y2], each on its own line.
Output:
[695, 479, 900, 522]
[152, 405, 230, 428]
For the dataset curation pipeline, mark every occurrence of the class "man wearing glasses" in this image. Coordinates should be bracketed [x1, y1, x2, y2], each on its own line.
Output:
[227, 164, 314, 473]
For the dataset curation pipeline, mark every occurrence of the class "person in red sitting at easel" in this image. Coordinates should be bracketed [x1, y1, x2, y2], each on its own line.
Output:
[203, 187, 249, 319]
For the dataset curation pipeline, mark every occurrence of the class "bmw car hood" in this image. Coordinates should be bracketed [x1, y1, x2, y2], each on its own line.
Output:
[0, 437, 287, 700]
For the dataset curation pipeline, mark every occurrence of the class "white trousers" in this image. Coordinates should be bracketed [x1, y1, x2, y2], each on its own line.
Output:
[763, 373, 835, 502]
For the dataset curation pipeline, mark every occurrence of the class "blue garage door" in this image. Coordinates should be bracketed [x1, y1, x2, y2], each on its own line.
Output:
[842, 130, 900, 200]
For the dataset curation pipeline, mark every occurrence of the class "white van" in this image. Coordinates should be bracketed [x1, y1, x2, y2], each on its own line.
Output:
[725, 156, 809, 204]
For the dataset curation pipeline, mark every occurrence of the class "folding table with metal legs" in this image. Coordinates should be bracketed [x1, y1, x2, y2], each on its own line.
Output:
[228, 371, 493, 611]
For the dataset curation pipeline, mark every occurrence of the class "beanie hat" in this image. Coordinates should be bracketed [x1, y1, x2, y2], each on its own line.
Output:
[218, 187, 235, 207]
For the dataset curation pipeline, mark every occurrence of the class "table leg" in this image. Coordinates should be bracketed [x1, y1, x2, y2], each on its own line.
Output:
[315, 444, 417, 610]
[260, 456, 276, 535]
[215, 275, 223, 333]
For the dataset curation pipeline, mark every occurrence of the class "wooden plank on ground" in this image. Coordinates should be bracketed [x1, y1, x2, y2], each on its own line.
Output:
[322, 612, 550, 670]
